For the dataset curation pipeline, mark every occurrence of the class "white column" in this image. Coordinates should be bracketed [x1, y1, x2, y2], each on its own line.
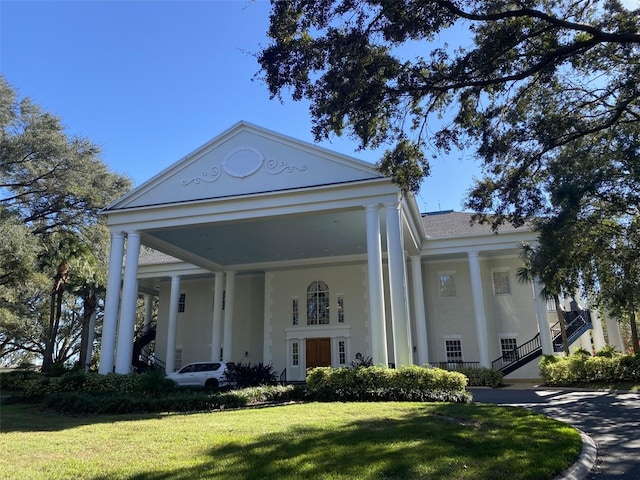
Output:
[165, 275, 181, 373]
[386, 202, 412, 367]
[222, 271, 236, 361]
[410, 256, 429, 365]
[142, 294, 153, 356]
[99, 231, 125, 374]
[143, 294, 153, 330]
[85, 309, 97, 372]
[365, 204, 388, 367]
[263, 271, 274, 366]
[588, 306, 606, 351]
[533, 278, 554, 355]
[115, 231, 141, 374]
[211, 272, 224, 361]
[604, 309, 625, 352]
[467, 250, 490, 367]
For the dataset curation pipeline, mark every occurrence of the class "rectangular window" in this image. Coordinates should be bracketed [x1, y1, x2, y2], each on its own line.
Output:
[492, 271, 511, 295]
[439, 273, 456, 297]
[547, 298, 556, 311]
[292, 342, 299, 366]
[500, 338, 519, 361]
[174, 347, 183, 371]
[338, 340, 346, 365]
[292, 298, 299, 326]
[337, 295, 344, 323]
[178, 293, 186, 312]
[445, 339, 463, 363]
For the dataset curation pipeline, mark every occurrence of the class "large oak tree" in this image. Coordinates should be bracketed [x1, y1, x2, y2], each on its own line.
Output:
[258, 0, 639, 219]
[0, 76, 131, 370]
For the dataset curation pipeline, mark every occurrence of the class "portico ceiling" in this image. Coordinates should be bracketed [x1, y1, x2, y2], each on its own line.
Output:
[141, 207, 386, 271]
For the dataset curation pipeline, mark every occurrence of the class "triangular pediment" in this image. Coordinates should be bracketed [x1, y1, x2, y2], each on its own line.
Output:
[106, 122, 384, 210]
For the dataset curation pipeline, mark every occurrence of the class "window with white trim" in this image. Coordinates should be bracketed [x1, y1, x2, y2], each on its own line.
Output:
[178, 293, 186, 312]
[547, 298, 556, 311]
[292, 342, 299, 366]
[445, 339, 463, 363]
[307, 280, 330, 325]
[337, 295, 345, 323]
[492, 271, 511, 295]
[500, 337, 518, 361]
[439, 273, 456, 297]
[174, 347, 183, 371]
[338, 340, 346, 365]
[292, 298, 299, 326]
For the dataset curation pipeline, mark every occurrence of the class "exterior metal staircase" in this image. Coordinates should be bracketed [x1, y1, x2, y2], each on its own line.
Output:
[492, 310, 593, 375]
[132, 323, 165, 372]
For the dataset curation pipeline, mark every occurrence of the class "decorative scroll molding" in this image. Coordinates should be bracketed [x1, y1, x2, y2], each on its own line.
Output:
[182, 147, 309, 186]
[266, 159, 308, 175]
[223, 146, 264, 178]
[182, 166, 221, 185]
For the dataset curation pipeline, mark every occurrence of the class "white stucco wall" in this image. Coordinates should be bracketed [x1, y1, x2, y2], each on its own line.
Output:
[268, 263, 369, 380]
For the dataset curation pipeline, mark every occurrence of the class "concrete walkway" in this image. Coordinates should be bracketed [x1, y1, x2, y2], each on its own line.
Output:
[468, 385, 640, 479]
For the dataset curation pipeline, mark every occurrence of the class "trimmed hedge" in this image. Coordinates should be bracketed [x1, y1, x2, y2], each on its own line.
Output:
[457, 367, 503, 388]
[306, 366, 471, 403]
[0, 369, 41, 391]
[41, 384, 305, 415]
[540, 353, 640, 386]
[20, 370, 176, 402]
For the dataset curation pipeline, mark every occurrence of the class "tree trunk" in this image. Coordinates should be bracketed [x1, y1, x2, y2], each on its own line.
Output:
[42, 291, 57, 374]
[554, 296, 570, 356]
[629, 309, 639, 355]
[79, 292, 97, 369]
[42, 260, 69, 374]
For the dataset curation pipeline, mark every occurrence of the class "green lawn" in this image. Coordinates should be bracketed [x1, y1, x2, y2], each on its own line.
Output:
[0, 401, 581, 480]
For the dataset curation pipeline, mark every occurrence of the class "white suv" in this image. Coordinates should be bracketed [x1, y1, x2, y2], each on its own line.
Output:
[166, 361, 235, 389]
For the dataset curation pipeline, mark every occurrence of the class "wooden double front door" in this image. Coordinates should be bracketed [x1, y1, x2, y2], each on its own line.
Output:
[306, 338, 331, 369]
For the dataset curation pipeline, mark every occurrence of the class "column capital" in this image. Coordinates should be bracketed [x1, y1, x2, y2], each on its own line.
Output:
[467, 250, 480, 258]
[364, 203, 381, 212]
[384, 200, 401, 210]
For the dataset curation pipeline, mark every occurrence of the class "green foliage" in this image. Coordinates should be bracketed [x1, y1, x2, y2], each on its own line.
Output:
[540, 353, 640, 386]
[224, 362, 278, 388]
[0, 369, 40, 391]
[305, 365, 470, 402]
[0, 76, 132, 367]
[457, 367, 503, 388]
[259, 0, 640, 201]
[594, 345, 620, 358]
[36, 384, 305, 415]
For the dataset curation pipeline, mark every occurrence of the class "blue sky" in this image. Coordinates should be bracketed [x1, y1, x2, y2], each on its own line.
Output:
[3, 0, 498, 212]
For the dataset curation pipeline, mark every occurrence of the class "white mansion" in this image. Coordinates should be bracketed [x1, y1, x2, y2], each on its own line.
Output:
[97, 122, 624, 381]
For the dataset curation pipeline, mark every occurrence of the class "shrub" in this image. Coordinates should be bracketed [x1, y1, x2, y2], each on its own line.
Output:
[457, 367, 503, 388]
[0, 369, 41, 391]
[594, 345, 620, 358]
[306, 365, 470, 403]
[224, 362, 277, 388]
[540, 353, 640, 386]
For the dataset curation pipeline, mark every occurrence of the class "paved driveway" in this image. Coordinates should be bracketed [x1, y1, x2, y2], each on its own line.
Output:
[468, 387, 640, 479]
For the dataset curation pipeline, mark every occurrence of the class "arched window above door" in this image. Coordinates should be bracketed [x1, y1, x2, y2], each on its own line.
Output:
[307, 281, 329, 325]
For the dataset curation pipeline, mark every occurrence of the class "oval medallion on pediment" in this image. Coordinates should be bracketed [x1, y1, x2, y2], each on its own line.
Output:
[222, 146, 264, 178]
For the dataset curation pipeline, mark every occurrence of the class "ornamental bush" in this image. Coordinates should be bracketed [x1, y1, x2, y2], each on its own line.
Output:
[40, 384, 304, 415]
[306, 366, 470, 403]
[0, 369, 40, 391]
[539, 353, 640, 386]
[457, 367, 503, 388]
[20, 371, 163, 402]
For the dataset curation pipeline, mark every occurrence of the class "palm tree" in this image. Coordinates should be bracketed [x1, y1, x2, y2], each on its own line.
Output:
[517, 243, 574, 356]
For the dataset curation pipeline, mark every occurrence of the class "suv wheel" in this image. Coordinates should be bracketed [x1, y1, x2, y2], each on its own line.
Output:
[204, 378, 219, 391]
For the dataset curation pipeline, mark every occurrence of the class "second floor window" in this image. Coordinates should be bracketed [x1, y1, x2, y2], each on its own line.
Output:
[307, 280, 329, 325]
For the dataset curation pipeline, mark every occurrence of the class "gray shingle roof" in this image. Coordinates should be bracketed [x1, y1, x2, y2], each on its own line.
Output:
[422, 210, 526, 239]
